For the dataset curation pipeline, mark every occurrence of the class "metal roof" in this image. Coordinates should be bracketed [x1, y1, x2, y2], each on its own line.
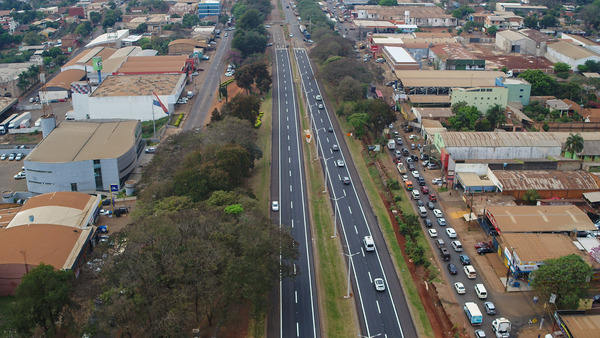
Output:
[492, 170, 599, 191]
[583, 191, 600, 203]
[548, 41, 600, 61]
[439, 131, 561, 148]
[396, 70, 505, 87]
[503, 233, 585, 263]
[486, 205, 596, 232]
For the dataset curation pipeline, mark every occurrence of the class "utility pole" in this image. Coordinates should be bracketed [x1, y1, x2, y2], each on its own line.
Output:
[323, 156, 332, 193]
[342, 251, 360, 298]
[331, 196, 344, 238]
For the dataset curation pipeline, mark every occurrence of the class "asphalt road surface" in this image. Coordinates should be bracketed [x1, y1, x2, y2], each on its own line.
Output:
[184, 33, 233, 131]
[294, 49, 418, 338]
[269, 46, 320, 338]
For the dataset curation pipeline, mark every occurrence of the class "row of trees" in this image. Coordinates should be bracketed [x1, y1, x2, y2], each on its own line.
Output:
[447, 102, 507, 131]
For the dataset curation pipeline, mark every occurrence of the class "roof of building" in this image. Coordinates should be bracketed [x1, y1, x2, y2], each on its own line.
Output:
[583, 72, 600, 78]
[518, 29, 554, 43]
[0, 205, 20, 229]
[372, 36, 405, 45]
[548, 41, 600, 60]
[494, 170, 599, 192]
[430, 43, 477, 61]
[559, 313, 600, 337]
[546, 99, 571, 110]
[503, 233, 584, 262]
[396, 70, 505, 87]
[414, 107, 454, 118]
[457, 172, 496, 187]
[421, 119, 445, 129]
[8, 191, 98, 229]
[91, 74, 183, 97]
[27, 121, 140, 163]
[0, 62, 36, 83]
[115, 55, 189, 74]
[562, 33, 599, 46]
[100, 46, 142, 73]
[497, 29, 530, 42]
[354, 20, 397, 28]
[486, 205, 596, 232]
[0, 97, 18, 115]
[85, 29, 130, 48]
[168, 38, 207, 47]
[63, 46, 117, 68]
[439, 131, 560, 148]
[583, 191, 600, 203]
[45, 69, 86, 90]
[408, 95, 451, 103]
[383, 46, 416, 63]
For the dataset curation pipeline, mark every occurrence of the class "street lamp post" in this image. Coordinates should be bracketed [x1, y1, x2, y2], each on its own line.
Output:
[323, 156, 333, 193]
[331, 196, 344, 238]
[343, 251, 360, 298]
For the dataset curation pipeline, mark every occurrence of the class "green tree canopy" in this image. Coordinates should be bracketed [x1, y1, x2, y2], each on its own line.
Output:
[485, 104, 507, 129]
[449, 104, 481, 130]
[531, 254, 592, 309]
[518, 69, 557, 96]
[564, 133, 584, 155]
[23, 31, 42, 45]
[523, 15, 539, 28]
[337, 76, 365, 102]
[347, 113, 370, 138]
[522, 189, 540, 205]
[379, 0, 397, 5]
[89, 11, 102, 24]
[8, 264, 74, 336]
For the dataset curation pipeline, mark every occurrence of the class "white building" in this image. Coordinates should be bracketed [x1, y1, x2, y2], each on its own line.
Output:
[85, 29, 131, 49]
[546, 41, 600, 71]
[24, 120, 143, 194]
[72, 74, 186, 121]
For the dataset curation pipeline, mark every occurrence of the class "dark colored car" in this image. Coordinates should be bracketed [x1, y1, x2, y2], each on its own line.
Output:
[418, 177, 426, 186]
[342, 176, 351, 185]
[425, 219, 433, 227]
[459, 254, 471, 265]
[402, 149, 409, 156]
[429, 194, 437, 202]
[416, 200, 424, 207]
[102, 198, 114, 206]
[477, 247, 494, 255]
[411, 154, 419, 162]
[332, 144, 339, 151]
[408, 163, 415, 171]
[427, 202, 435, 210]
[447, 263, 458, 275]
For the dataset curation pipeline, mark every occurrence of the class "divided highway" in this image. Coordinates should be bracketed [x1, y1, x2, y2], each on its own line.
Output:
[294, 48, 418, 338]
[271, 47, 320, 337]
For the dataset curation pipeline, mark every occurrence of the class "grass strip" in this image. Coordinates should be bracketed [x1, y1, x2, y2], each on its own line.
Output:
[290, 50, 358, 337]
[248, 91, 273, 215]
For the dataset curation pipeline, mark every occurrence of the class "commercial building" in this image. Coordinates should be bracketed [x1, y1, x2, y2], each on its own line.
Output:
[168, 39, 207, 56]
[85, 29, 131, 49]
[39, 69, 86, 102]
[554, 310, 600, 337]
[72, 74, 186, 121]
[496, 77, 531, 106]
[0, 192, 100, 295]
[495, 29, 554, 56]
[395, 70, 505, 96]
[488, 170, 599, 199]
[354, 5, 457, 27]
[0, 62, 38, 98]
[24, 120, 143, 194]
[495, 3, 548, 14]
[450, 86, 509, 112]
[197, 0, 220, 18]
[546, 41, 600, 71]
[381, 46, 419, 70]
[411, 107, 453, 123]
[429, 44, 485, 71]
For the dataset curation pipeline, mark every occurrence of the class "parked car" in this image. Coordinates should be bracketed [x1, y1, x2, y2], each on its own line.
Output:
[477, 246, 494, 255]
[432, 178, 443, 185]
[8, 153, 16, 161]
[145, 147, 156, 154]
[342, 176, 351, 185]
[13, 171, 26, 179]
[475, 329, 487, 338]
[15, 153, 23, 161]
[0, 153, 6, 160]
[424, 219, 433, 227]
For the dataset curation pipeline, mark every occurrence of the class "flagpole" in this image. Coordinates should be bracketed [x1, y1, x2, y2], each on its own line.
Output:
[152, 97, 156, 140]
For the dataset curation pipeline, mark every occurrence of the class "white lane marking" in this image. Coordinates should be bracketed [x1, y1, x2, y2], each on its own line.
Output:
[361, 247, 365, 257]
[289, 158, 291, 163]
[297, 323, 299, 337]
[289, 170, 292, 177]
[338, 174, 341, 180]
[320, 118, 323, 123]
[290, 185, 293, 192]
[354, 225, 358, 234]
[292, 220, 294, 229]
[368, 271, 372, 283]
[348, 206, 352, 214]
[376, 300, 381, 314]
[288, 135, 290, 140]
[294, 263, 296, 274]
[326, 137, 329, 142]
[291, 201, 293, 209]
[295, 291, 298, 303]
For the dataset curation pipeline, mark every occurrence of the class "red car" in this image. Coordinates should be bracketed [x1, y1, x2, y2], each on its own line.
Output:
[428, 194, 437, 202]
[420, 186, 429, 194]
[475, 241, 493, 249]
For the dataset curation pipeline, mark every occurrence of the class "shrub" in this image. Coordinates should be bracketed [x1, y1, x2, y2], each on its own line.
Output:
[174, 114, 184, 127]
[387, 179, 400, 190]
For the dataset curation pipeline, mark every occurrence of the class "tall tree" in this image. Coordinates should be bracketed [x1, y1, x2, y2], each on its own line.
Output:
[449, 104, 481, 130]
[226, 94, 261, 124]
[347, 113, 370, 138]
[9, 264, 74, 336]
[368, 99, 396, 135]
[531, 254, 592, 309]
[485, 104, 506, 128]
[518, 69, 557, 96]
[564, 133, 584, 155]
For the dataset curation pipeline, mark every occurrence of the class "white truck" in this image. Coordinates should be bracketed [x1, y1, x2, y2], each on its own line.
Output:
[387, 139, 396, 150]
[492, 317, 511, 337]
[8, 111, 30, 129]
[464, 302, 483, 326]
[34, 117, 42, 128]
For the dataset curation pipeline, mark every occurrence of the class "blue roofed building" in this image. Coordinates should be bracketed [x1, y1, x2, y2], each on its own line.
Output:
[198, 0, 220, 18]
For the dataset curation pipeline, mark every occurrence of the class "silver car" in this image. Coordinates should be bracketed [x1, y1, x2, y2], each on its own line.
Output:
[374, 278, 385, 291]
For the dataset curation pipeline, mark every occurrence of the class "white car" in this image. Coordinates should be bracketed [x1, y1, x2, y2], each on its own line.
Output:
[315, 95, 322, 101]
[225, 71, 234, 77]
[409, 134, 418, 140]
[428, 229, 438, 238]
[411, 170, 419, 178]
[401, 175, 408, 182]
[374, 278, 385, 291]
[272, 201, 279, 211]
[289, 33, 293, 37]
[13, 171, 26, 180]
[454, 282, 466, 294]
[318, 103, 324, 109]
[335, 159, 345, 167]
[433, 209, 443, 218]
[446, 228, 457, 238]
[432, 178, 442, 185]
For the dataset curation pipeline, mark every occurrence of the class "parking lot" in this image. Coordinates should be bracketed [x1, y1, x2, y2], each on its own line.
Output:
[385, 124, 551, 337]
[0, 153, 28, 194]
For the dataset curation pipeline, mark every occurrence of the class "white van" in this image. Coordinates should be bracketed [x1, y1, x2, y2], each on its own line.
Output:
[363, 236, 375, 252]
[474, 283, 488, 299]
[451, 240, 463, 252]
[464, 265, 477, 279]
[411, 190, 420, 200]
[418, 206, 427, 218]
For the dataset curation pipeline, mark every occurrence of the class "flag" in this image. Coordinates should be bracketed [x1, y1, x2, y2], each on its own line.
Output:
[152, 91, 169, 115]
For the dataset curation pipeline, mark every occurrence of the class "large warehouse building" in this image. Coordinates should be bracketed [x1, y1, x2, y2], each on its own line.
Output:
[488, 170, 599, 199]
[0, 192, 100, 295]
[24, 120, 143, 194]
